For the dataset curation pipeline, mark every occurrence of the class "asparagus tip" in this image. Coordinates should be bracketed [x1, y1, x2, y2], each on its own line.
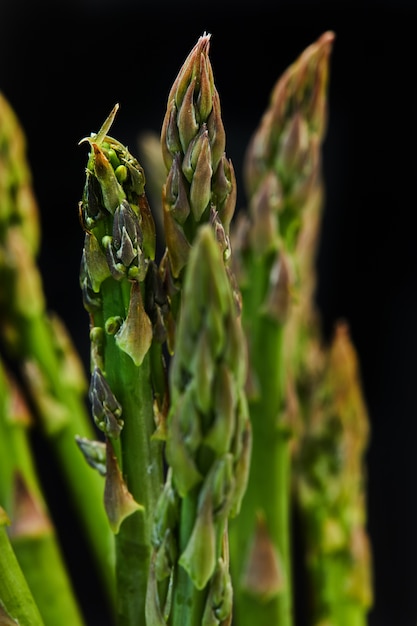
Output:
[78, 102, 120, 146]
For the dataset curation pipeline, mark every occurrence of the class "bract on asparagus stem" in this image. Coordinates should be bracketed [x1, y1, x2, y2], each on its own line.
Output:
[75, 437, 107, 477]
[104, 439, 143, 534]
[88, 367, 123, 439]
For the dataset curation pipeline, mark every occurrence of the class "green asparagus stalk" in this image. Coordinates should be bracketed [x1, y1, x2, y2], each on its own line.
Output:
[145, 36, 245, 626]
[266, 32, 372, 624]
[0, 506, 45, 626]
[228, 31, 335, 626]
[0, 91, 115, 608]
[293, 322, 373, 626]
[146, 225, 251, 626]
[78, 104, 166, 625]
[0, 359, 85, 625]
[159, 33, 238, 341]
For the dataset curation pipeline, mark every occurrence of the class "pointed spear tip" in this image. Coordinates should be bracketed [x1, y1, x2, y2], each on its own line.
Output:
[200, 31, 212, 46]
[78, 103, 120, 147]
[320, 30, 336, 45]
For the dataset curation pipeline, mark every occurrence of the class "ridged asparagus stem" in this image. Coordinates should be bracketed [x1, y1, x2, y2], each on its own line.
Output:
[0, 360, 85, 625]
[159, 33, 237, 341]
[228, 32, 335, 626]
[0, 506, 45, 626]
[146, 225, 251, 626]
[293, 322, 373, 626]
[79, 105, 165, 625]
[0, 91, 115, 609]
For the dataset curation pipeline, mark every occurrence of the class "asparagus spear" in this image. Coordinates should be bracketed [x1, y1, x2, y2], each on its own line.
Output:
[78, 105, 166, 625]
[0, 359, 85, 625]
[0, 91, 115, 608]
[146, 225, 251, 626]
[266, 33, 372, 624]
[228, 32, 335, 626]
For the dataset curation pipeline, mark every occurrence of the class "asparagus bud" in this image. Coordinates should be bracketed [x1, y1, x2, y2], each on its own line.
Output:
[75, 436, 107, 476]
[88, 367, 123, 438]
[202, 557, 233, 626]
[160, 33, 235, 280]
[243, 31, 335, 255]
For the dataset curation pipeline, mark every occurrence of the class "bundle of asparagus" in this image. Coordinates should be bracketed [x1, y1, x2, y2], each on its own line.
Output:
[0, 29, 374, 626]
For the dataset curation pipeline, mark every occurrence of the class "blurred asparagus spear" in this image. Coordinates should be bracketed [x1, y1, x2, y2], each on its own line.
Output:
[137, 130, 166, 249]
[0, 359, 85, 625]
[0, 91, 115, 608]
[293, 322, 373, 626]
[228, 32, 335, 626]
[267, 32, 372, 624]
[0, 506, 45, 626]
[78, 105, 166, 625]
[281, 138, 372, 622]
[146, 225, 251, 626]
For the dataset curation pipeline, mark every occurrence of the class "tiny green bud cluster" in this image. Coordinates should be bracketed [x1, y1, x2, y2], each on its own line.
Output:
[79, 105, 156, 300]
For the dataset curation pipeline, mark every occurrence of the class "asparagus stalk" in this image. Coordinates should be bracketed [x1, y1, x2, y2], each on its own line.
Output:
[0, 359, 85, 625]
[0, 506, 45, 626]
[0, 91, 115, 608]
[146, 225, 251, 626]
[78, 105, 166, 625]
[228, 32, 335, 626]
[267, 33, 372, 624]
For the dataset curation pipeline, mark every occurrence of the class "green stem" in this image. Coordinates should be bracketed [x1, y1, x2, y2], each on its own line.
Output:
[330, 604, 368, 626]
[0, 513, 45, 626]
[0, 361, 85, 626]
[12, 535, 85, 626]
[101, 279, 164, 625]
[229, 254, 293, 626]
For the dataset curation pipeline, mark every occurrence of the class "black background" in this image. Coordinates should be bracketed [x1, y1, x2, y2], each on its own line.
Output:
[1, 1, 417, 625]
